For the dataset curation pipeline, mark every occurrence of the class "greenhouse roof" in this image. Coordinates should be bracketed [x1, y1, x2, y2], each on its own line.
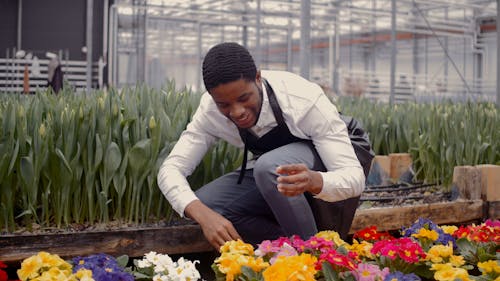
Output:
[114, 0, 497, 53]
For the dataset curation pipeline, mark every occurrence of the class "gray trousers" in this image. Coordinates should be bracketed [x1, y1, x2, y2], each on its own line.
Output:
[195, 142, 325, 245]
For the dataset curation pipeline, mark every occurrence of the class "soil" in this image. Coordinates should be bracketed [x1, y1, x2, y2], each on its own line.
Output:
[358, 183, 454, 209]
[2, 217, 196, 236]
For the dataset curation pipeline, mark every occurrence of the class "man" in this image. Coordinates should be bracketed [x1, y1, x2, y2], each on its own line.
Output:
[157, 42, 367, 250]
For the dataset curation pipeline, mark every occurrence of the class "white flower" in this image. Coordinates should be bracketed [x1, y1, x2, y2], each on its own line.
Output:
[145, 251, 159, 264]
[137, 252, 200, 281]
[153, 254, 174, 274]
[137, 259, 152, 268]
[167, 258, 200, 281]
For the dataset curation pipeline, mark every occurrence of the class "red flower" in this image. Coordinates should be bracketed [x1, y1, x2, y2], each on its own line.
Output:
[0, 261, 8, 281]
[317, 249, 357, 271]
[353, 226, 394, 242]
[452, 222, 500, 243]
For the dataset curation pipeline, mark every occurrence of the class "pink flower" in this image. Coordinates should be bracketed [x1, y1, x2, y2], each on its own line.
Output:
[255, 240, 280, 257]
[351, 263, 390, 281]
[269, 243, 298, 264]
[272, 236, 293, 247]
[303, 236, 334, 252]
[289, 235, 307, 252]
[371, 238, 426, 263]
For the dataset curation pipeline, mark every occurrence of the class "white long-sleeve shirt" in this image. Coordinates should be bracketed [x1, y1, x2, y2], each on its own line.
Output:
[157, 70, 365, 217]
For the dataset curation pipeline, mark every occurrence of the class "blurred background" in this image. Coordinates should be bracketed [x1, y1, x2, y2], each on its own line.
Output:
[0, 0, 498, 104]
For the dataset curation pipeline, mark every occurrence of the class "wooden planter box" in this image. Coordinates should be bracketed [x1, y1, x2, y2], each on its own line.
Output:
[0, 223, 212, 263]
[350, 199, 485, 233]
[0, 199, 489, 263]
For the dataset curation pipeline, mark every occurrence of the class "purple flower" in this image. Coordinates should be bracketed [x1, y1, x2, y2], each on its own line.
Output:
[384, 271, 421, 281]
[72, 254, 134, 281]
[401, 218, 455, 247]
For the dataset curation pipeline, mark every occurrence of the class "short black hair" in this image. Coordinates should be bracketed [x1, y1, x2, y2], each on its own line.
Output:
[202, 42, 257, 91]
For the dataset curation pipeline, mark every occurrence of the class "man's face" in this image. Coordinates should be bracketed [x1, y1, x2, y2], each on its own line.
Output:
[209, 72, 263, 129]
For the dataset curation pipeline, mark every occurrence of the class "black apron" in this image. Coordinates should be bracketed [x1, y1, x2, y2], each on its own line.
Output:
[237, 79, 374, 239]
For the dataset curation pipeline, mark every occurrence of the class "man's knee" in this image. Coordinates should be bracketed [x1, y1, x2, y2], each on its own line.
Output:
[253, 154, 279, 185]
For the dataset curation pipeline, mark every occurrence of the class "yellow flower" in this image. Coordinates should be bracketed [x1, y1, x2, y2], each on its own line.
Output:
[346, 240, 374, 259]
[315, 230, 347, 247]
[439, 225, 458, 235]
[426, 244, 453, 263]
[478, 260, 500, 275]
[38, 266, 72, 281]
[216, 254, 241, 281]
[74, 269, 94, 281]
[18, 255, 44, 281]
[449, 255, 465, 267]
[262, 253, 317, 281]
[220, 239, 254, 256]
[412, 228, 439, 241]
[431, 263, 471, 281]
[38, 252, 67, 269]
[215, 252, 268, 281]
[244, 256, 269, 273]
[17, 252, 73, 281]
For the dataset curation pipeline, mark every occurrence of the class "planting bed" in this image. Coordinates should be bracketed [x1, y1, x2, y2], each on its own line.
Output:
[359, 182, 453, 209]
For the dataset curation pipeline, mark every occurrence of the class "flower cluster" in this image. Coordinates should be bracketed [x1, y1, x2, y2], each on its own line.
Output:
[213, 219, 500, 281]
[401, 218, 455, 251]
[72, 254, 134, 281]
[133, 251, 200, 281]
[16, 252, 200, 281]
[17, 252, 93, 281]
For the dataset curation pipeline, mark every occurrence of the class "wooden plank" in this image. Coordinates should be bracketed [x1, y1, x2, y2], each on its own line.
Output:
[388, 153, 412, 180]
[488, 201, 500, 220]
[350, 200, 484, 233]
[0, 200, 487, 263]
[452, 166, 482, 200]
[477, 164, 500, 201]
[0, 224, 212, 263]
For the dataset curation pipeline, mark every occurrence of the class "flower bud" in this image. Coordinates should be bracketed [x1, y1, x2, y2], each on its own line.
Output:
[98, 97, 105, 110]
[39, 123, 46, 138]
[17, 106, 25, 119]
[112, 104, 119, 117]
[149, 116, 156, 130]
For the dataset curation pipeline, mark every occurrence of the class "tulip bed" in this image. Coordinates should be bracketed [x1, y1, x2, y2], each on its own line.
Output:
[1, 218, 498, 281]
[0, 86, 498, 233]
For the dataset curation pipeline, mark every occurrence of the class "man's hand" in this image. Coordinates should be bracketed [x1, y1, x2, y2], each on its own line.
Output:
[184, 200, 241, 251]
[276, 163, 323, 196]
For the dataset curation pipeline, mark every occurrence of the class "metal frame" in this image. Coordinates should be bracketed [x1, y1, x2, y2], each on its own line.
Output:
[107, 0, 497, 104]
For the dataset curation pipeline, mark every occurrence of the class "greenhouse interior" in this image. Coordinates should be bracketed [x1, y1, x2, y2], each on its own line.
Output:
[0, 0, 499, 281]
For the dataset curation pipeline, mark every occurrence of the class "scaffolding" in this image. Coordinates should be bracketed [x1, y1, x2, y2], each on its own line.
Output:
[107, 0, 498, 103]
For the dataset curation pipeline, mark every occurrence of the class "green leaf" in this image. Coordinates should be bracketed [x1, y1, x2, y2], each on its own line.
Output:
[104, 142, 122, 176]
[116, 255, 129, 267]
[8, 139, 19, 174]
[15, 209, 33, 219]
[55, 148, 73, 175]
[128, 139, 151, 173]
[94, 134, 103, 170]
[240, 265, 263, 281]
[20, 156, 35, 188]
[321, 262, 341, 281]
